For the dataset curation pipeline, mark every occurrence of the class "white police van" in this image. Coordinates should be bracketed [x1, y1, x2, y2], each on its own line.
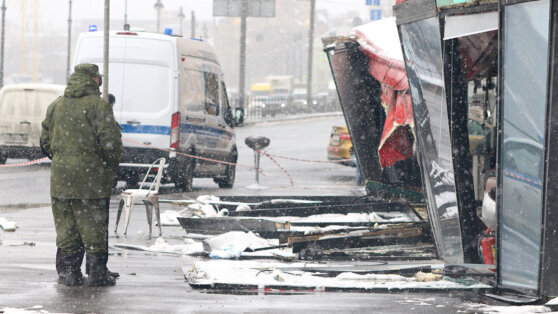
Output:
[73, 30, 238, 190]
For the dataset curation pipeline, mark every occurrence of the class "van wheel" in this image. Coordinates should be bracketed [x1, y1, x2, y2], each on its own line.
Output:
[176, 156, 195, 192]
[214, 155, 236, 189]
[0, 153, 6, 165]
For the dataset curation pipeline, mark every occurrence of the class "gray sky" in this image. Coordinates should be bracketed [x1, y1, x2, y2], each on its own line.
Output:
[7, 0, 374, 27]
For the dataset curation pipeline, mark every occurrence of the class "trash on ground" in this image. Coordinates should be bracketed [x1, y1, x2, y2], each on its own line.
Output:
[0, 217, 17, 231]
[113, 237, 204, 256]
[184, 260, 492, 292]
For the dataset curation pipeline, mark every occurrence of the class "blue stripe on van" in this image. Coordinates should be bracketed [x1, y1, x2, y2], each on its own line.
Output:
[181, 123, 233, 139]
[120, 123, 233, 140]
[121, 124, 171, 135]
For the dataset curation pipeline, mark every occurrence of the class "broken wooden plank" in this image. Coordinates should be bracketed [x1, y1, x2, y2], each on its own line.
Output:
[227, 201, 420, 218]
[177, 217, 290, 238]
[289, 227, 423, 253]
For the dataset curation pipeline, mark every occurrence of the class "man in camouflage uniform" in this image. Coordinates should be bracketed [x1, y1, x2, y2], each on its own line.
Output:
[41, 63, 122, 287]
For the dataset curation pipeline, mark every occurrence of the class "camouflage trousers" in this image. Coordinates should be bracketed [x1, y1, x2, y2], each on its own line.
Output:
[51, 198, 109, 254]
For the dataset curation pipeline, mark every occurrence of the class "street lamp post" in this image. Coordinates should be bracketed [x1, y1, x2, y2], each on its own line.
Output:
[178, 6, 185, 36]
[154, 0, 163, 33]
[103, 0, 109, 101]
[124, 0, 128, 27]
[306, 0, 316, 113]
[66, 0, 72, 82]
[238, 0, 248, 112]
[0, 0, 6, 88]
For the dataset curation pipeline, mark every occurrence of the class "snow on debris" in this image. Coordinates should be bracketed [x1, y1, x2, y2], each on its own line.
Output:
[460, 302, 552, 313]
[185, 260, 492, 291]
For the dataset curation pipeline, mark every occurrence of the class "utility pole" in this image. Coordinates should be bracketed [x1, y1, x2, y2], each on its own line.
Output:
[154, 0, 163, 33]
[190, 10, 196, 38]
[239, 0, 248, 112]
[178, 6, 185, 36]
[66, 0, 72, 81]
[0, 0, 6, 88]
[20, 0, 24, 75]
[103, 0, 109, 101]
[33, 0, 38, 82]
[306, 0, 315, 112]
[124, 0, 128, 26]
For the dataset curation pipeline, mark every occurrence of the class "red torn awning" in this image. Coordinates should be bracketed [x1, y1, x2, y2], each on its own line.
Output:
[353, 17, 414, 168]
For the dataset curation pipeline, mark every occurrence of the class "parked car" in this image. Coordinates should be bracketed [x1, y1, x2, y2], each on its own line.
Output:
[264, 94, 289, 117]
[73, 30, 239, 190]
[0, 84, 65, 164]
[292, 88, 307, 113]
[313, 92, 329, 112]
[327, 125, 355, 167]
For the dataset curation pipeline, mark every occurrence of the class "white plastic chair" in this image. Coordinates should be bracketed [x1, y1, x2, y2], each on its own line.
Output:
[114, 157, 166, 238]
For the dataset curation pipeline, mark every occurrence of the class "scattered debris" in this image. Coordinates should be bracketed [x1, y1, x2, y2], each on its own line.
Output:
[177, 216, 290, 238]
[0, 240, 35, 247]
[0, 217, 17, 231]
[184, 260, 491, 292]
[460, 302, 552, 313]
[203, 231, 279, 259]
[113, 237, 204, 256]
[414, 271, 443, 282]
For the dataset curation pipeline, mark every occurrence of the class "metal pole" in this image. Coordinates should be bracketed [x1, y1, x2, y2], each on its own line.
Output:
[190, 10, 195, 38]
[239, 0, 248, 110]
[19, 0, 24, 74]
[306, 0, 315, 113]
[0, 0, 6, 88]
[33, 0, 37, 83]
[124, 0, 128, 26]
[178, 6, 185, 36]
[254, 151, 260, 185]
[103, 0, 109, 101]
[66, 0, 72, 82]
[154, 0, 163, 33]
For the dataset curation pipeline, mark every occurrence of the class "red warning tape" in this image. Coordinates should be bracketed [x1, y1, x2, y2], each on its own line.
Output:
[0, 157, 50, 168]
[121, 138, 262, 174]
[260, 151, 355, 164]
[260, 151, 294, 188]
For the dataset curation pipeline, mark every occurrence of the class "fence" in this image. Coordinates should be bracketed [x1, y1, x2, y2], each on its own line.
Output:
[229, 95, 341, 121]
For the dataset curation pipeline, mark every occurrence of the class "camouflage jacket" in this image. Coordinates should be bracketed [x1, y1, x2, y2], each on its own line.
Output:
[40, 72, 122, 199]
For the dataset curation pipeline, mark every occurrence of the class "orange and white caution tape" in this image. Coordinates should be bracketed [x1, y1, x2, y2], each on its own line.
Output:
[122, 137, 263, 173]
[259, 151, 355, 164]
[260, 151, 294, 187]
[0, 157, 50, 168]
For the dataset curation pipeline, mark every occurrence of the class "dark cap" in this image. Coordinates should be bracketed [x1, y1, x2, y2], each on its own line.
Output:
[108, 93, 115, 105]
[74, 63, 101, 78]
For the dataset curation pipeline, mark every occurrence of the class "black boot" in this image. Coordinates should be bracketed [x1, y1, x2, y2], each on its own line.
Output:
[86, 253, 116, 287]
[57, 247, 85, 283]
[85, 255, 119, 278]
[60, 252, 85, 286]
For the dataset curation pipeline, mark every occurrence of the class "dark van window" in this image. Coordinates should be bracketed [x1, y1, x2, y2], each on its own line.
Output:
[181, 69, 205, 113]
[204, 72, 219, 116]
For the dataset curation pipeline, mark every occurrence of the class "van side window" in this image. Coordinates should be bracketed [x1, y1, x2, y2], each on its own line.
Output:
[181, 69, 205, 113]
[204, 72, 219, 116]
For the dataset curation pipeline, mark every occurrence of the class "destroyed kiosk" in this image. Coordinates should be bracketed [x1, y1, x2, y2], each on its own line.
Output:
[390, 0, 558, 302]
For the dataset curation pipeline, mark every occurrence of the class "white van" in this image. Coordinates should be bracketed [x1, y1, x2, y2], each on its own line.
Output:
[0, 84, 65, 164]
[73, 31, 238, 190]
